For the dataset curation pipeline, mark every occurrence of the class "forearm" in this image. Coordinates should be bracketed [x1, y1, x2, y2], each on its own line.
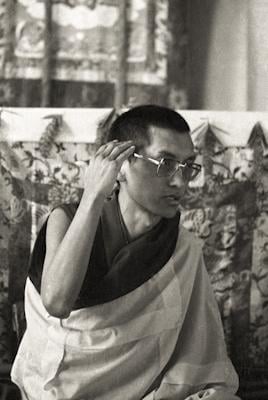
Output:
[41, 192, 105, 317]
[41, 140, 135, 318]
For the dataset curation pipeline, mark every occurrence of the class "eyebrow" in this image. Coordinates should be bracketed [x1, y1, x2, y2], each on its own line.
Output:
[156, 151, 196, 163]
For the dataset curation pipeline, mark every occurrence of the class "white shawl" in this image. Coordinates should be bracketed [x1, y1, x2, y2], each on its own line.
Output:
[11, 226, 239, 400]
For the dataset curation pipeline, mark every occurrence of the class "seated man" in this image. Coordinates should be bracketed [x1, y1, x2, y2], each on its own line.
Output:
[11, 105, 241, 400]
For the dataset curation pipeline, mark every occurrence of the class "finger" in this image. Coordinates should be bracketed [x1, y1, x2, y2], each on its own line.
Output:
[115, 145, 135, 162]
[75, 160, 90, 167]
[107, 141, 134, 160]
[95, 140, 118, 156]
[97, 141, 132, 159]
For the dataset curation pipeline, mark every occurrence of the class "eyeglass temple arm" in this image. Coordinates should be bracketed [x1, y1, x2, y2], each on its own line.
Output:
[133, 153, 160, 166]
[191, 163, 202, 171]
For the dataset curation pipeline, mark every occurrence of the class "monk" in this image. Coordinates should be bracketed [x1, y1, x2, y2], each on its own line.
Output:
[11, 105, 241, 400]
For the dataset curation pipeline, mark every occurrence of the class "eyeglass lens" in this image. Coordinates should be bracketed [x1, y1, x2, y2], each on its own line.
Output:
[158, 159, 200, 180]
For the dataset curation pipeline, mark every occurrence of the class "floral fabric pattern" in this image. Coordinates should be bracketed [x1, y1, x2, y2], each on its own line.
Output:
[180, 126, 268, 379]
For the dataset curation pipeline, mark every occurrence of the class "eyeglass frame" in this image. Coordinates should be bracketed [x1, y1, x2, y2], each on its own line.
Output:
[133, 152, 202, 180]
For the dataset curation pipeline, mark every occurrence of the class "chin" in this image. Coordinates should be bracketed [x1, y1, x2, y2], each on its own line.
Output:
[156, 206, 180, 219]
[164, 210, 180, 219]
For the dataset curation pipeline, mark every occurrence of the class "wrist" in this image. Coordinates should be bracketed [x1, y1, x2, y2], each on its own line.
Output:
[79, 189, 106, 211]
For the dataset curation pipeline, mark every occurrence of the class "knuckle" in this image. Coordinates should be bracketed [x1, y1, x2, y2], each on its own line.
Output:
[95, 153, 102, 161]
[97, 143, 106, 151]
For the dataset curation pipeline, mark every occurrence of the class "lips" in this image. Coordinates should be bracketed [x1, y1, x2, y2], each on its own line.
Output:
[163, 194, 181, 205]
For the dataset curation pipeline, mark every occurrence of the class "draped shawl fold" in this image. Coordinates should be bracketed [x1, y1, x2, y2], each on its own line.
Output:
[11, 223, 239, 400]
[28, 193, 180, 307]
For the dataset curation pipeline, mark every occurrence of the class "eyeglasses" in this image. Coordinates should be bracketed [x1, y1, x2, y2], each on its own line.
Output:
[133, 153, 201, 181]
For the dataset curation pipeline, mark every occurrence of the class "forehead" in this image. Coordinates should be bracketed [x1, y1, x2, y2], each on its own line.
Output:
[145, 126, 194, 160]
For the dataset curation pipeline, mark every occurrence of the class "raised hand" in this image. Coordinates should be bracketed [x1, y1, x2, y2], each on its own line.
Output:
[83, 140, 135, 200]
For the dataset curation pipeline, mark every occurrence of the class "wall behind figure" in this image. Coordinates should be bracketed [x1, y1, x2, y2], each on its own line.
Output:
[188, 0, 268, 111]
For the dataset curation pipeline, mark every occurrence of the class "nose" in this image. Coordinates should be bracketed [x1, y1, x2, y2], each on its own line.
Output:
[168, 169, 187, 188]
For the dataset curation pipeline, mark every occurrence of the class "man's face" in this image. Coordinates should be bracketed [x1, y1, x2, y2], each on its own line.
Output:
[122, 126, 195, 219]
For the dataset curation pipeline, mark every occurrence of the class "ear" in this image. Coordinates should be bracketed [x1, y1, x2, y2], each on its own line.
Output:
[117, 159, 128, 182]
[117, 170, 126, 182]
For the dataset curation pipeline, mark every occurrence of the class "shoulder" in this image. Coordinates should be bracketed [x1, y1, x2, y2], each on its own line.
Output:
[48, 202, 79, 223]
[172, 224, 204, 275]
[177, 224, 204, 253]
[172, 225, 207, 294]
[46, 203, 79, 238]
[50, 202, 79, 220]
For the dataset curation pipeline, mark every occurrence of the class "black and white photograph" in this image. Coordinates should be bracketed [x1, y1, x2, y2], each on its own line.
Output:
[0, 1, 267, 399]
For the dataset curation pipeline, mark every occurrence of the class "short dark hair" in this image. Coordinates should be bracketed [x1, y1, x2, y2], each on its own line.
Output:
[107, 104, 190, 151]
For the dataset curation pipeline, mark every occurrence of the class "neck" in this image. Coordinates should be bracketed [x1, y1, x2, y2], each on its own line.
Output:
[118, 190, 161, 241]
